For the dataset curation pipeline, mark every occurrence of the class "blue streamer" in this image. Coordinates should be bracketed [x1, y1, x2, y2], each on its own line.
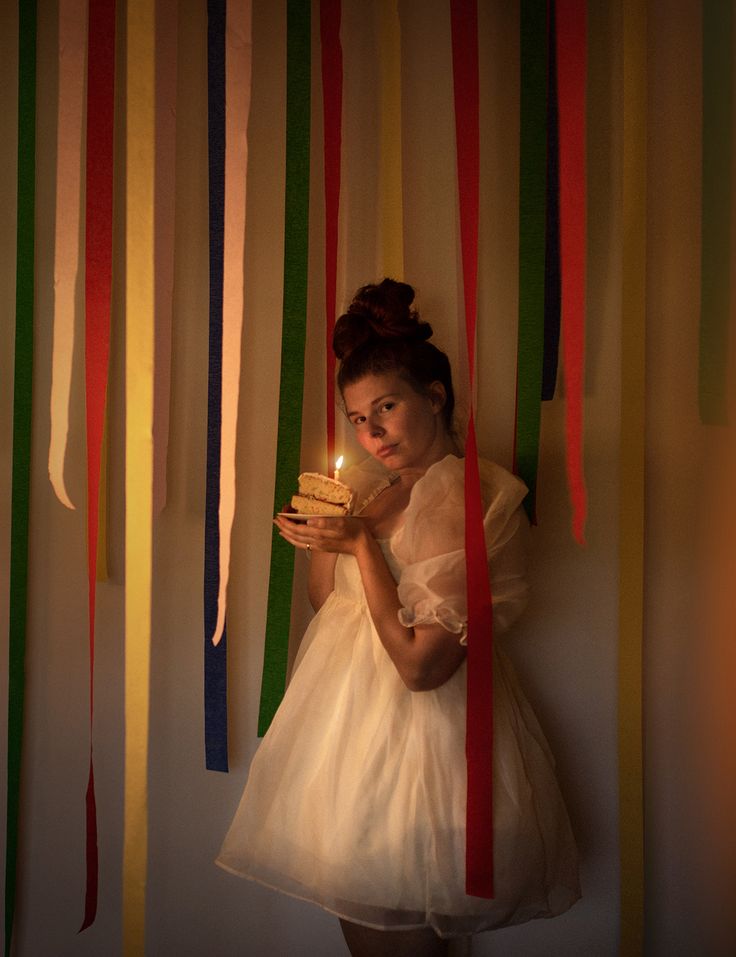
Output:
[204, 0, 228, 773]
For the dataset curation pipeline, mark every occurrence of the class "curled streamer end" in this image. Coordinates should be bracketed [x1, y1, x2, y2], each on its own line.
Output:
[49, 471, 76, 510]
[211, 605, 226, 646]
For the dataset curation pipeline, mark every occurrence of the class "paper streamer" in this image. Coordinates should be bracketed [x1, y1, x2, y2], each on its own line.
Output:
[542, 0, 561, 401]
[515, 0, 548, 522]
[556, 0, 587, 544]
[619, 2, 646, 951]
[700, 0, 733, 425]
[206, 0, 253, 764]
[123, 0, 155, 951]
[211, 0, 252, 654]
[80, 0, 117, 930]
[5, 3, 36, 953]
[450, 0, 495, 899]
[152, 0, 179, 513]
[96, 413, 109, 582]
[204, 0, 228, 772]
[50, 0, 87, 511]
[258, 0, 311, 737]
[320, 0, 342, 474]
[377, 0, 403, 278]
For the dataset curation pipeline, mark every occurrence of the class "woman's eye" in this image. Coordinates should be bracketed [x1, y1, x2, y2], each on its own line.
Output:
[380, 402, 394, 413]
[352, 416, 365, 426]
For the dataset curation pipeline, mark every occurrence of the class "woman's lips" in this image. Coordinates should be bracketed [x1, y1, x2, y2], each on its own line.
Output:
[377, 444, 397, 459]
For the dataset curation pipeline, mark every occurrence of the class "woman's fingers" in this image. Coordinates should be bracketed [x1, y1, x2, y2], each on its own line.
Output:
[274, 515, 311, 549]
[273, 514, 367, 554]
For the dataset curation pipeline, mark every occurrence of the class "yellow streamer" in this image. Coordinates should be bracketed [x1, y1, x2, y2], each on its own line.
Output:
[124, 0, 154, 953]
[50, 0, 87, 509]
[377, 0, 403, 278]
[212, 0, 253, 647]
[620, 1, 646, 953]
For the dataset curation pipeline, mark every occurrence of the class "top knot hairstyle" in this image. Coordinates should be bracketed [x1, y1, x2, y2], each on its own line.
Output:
[333, 278, 455, 432]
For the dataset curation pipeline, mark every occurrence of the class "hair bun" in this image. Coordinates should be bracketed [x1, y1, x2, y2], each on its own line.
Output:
[333, 278, 433, 360]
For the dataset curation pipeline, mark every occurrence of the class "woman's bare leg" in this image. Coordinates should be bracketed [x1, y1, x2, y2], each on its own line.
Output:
[339, 919, 450, 957]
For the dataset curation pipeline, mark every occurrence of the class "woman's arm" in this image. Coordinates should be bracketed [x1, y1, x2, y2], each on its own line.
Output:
[353, 533, 466, 691]
[307, 549, 338, 612]
[275, 514, 465, 691]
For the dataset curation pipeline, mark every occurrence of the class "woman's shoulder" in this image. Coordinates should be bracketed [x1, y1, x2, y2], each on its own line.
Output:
[391, 455, 528, 563]
[411, 454, 528, 515]
[478, 458, 529, 515]
[341, 456, 396, 514]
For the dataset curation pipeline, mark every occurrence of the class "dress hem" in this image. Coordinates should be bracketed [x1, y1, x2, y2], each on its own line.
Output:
[214, 858, 457, 937]
[214, 858, 581, 940]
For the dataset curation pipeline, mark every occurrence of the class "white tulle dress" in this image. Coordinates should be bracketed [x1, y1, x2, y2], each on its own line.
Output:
[216, 454, 580, 938]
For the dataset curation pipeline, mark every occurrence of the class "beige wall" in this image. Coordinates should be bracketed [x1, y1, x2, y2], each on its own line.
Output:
[0, 0, 725, 954]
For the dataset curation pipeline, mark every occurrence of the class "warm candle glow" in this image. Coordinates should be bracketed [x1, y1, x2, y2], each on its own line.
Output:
[334, 455, 343, 481]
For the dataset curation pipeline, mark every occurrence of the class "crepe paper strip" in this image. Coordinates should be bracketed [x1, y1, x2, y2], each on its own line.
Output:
[80, 0, 117, 930]
[619, 3, 646, 951]
[204, 0, 229, 771]
[152, 0, 179, 513]
[4, 3, 36, 954]
[515, 0, 548, 524]
[207, 0, 252, 771]
[258, 0, 311, 737]
[50, 0, 87, 511]
[210, 0, 252, 655]
[450, 0, 496, 900]
[700, 0, 733, 426]
[556, 0, 587, 545]
[542, 0, 561, 402]
[96, 410, 109, 582]
[377, 0, 403, 279]
[320, 0, 342, 475]
[124, 0, 155, 951]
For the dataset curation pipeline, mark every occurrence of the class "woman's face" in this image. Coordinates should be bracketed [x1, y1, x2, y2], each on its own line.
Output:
[342, 371, 451, 473]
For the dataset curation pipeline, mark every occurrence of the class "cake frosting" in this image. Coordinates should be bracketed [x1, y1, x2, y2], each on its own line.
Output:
[291, 472, 355, 516]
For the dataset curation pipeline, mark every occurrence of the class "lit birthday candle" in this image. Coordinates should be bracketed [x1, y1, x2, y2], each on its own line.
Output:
[334, 455, 343, 482]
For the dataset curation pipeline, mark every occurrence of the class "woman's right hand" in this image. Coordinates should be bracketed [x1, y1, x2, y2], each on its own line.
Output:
[274, 514, 372, 557]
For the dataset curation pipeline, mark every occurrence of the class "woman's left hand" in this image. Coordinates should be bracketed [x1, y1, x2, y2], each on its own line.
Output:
[274, 514, 370, 556]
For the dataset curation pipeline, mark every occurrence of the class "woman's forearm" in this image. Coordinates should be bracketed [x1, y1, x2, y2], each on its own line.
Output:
[308, 550, 338, 611]
[354, 534, 465, 691]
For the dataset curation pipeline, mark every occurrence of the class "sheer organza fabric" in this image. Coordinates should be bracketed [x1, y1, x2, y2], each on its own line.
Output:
[216, 455, 580, 937]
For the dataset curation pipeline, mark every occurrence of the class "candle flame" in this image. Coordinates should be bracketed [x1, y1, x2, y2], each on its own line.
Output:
[335, 455, 344, 470]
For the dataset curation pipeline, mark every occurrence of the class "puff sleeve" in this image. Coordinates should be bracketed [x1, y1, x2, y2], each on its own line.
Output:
[390, 456, 530, 642]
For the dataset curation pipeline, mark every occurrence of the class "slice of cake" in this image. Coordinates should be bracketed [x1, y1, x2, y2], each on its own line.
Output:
[291, 472, 354, 516]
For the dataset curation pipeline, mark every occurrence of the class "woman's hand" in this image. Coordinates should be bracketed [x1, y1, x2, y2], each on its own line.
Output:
[274, 514, 371, 557]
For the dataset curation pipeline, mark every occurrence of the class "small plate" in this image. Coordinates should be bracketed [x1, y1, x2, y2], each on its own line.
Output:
[276, 512, 360, 522]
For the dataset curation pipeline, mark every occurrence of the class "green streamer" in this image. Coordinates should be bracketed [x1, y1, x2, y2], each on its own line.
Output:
[5, 2, 36, 954]
[258, 0, 311, 736]
[700, 0, 733, 425]
[515, 0, 547, 519]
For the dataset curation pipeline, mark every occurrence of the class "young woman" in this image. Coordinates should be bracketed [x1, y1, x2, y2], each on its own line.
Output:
[217, 280, 580, 956]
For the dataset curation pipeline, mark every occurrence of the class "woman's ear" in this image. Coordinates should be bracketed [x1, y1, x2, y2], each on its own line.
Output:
[427, 381, 447, 414]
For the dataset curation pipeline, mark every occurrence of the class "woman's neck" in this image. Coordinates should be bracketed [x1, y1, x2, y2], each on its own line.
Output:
[394, 435, 458, 487]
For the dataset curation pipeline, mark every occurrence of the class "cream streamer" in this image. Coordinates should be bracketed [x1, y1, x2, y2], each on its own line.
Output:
[152, 0, 179, 514]
[49, 0, 87, 509]
[123, 0, 155, 951]
[377, 0, 403, 279]
[211, 0, 253, 647]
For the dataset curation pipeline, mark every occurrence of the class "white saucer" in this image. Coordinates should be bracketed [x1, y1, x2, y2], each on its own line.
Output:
[276, 512, 359, 522]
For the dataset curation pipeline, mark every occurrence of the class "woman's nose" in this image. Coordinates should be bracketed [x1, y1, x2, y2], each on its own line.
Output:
[369, 421, 384, 437]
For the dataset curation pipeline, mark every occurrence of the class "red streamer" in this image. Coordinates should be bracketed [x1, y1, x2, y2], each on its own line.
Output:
[81, 0, 116, 931]
[556, 0, 587, 543]
[320, 0, 342, 473]
[450, 0, 495, 899]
